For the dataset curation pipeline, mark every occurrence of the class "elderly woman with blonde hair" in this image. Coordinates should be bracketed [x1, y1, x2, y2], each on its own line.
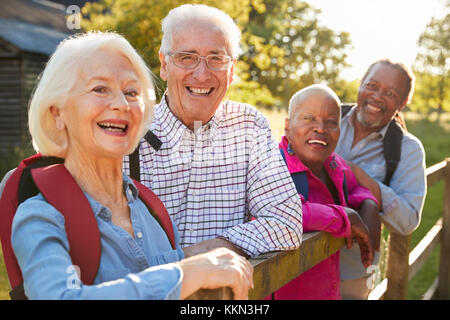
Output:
[9, 31, 253, 300]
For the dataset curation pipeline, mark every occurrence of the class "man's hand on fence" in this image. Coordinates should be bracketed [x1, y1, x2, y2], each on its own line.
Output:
[346, 161, 382, 210]
[344, 207, 374, 268]
[358, 199, 381, 252]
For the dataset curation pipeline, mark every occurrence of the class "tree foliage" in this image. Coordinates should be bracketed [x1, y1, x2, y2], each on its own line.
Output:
[411, 0, 450, 115]
[81, 0, 353, 108]
[239, 0, 352, 107]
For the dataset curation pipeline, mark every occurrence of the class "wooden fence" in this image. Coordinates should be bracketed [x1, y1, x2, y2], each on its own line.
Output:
[189, 158, 450, 300]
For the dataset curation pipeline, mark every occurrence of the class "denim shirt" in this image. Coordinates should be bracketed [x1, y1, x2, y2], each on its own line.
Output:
[335, 108, 426, 236]
[11, 174, 185, 300]
[336, 108, 426, 280]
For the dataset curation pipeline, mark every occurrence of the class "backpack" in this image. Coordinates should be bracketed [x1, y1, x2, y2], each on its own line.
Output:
[279, 148, 349, 204]
[341, 104, 404, 186]
[0, 153, 176, 300]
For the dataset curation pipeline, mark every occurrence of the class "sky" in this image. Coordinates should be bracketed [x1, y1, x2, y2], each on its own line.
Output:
[307, 0, 446, 80]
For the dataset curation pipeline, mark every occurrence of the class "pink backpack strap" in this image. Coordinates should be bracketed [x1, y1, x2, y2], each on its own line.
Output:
[31, 164, 101, 285]
[132, 179, 176, 250]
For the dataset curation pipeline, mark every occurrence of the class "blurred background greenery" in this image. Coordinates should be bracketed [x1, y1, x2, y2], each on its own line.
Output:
[81, 0, 449, 114]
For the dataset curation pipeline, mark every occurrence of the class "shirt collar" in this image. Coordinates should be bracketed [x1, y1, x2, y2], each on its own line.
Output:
[154, 94, 222, 149]
[123, 173, 139, 200]
[154, 95, 187, 150]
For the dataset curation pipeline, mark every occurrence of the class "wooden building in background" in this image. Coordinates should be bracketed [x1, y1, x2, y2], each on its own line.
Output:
[0, 0, 72, 154]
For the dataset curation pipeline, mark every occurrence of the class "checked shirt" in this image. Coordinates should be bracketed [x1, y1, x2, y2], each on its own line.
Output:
[124, 97, 303, 257]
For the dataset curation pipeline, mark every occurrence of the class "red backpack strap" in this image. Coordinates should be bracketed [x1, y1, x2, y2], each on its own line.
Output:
[31, 164, 101, 285]
[132, 179, 176, 250]
[0, 154, 43, 292]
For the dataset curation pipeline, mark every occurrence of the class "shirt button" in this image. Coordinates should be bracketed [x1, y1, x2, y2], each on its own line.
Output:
[136, 232, 143, 239]
[127, 189, 133, 197]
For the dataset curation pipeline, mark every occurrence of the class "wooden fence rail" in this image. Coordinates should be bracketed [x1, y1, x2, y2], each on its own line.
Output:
[189, 158, 450, 300]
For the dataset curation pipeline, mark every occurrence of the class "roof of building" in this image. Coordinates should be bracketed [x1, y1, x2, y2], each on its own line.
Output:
[0, 0, 72, 56]
[0, 19, 69, 56]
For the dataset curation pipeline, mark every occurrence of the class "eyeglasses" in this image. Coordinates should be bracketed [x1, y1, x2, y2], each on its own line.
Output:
[167, 51, 233, 71]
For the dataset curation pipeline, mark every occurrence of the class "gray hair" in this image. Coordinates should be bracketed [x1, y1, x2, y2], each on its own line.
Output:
[288, 84, 342, 118]
[159, 4, 242, 59]
[28, 31, 155, 157]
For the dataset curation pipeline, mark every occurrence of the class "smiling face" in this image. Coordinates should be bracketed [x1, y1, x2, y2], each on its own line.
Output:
[285, 90, 341, 173]
[52, 49, 145, 160]
[159, 19, 235, 129]
[356, 62, 408, 131]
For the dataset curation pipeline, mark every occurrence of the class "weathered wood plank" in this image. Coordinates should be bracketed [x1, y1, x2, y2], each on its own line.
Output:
[187, 232, 345, 300]
[422, 276, 439, 300]
[384, 232, 411, 299]
[426, 160, 447, 187]
[368, 278, 387, 300]
[248, 231, 345, 300]
[409, 218, 442, 280]
[186, 160, 450, 300]
[438, 158, 450, 299]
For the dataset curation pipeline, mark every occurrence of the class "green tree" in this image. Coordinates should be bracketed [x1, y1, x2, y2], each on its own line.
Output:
[81, 0, 352, 108]
[332, 78, 359, 104]
[412, 0, 450, 117]
[240, 0, 352, 107]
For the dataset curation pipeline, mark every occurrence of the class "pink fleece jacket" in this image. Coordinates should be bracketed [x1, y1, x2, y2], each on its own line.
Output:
[272, 136, 378, 300]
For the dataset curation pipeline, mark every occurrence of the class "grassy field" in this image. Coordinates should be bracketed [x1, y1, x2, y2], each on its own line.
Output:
[0, 111, 448, 300]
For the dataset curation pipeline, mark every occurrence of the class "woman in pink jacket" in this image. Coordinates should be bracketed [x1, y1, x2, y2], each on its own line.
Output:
[273, 84, 380, 300]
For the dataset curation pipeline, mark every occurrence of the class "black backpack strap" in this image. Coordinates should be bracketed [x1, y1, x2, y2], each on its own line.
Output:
[18, 157, 64, 204]
[340, 103, 404, 186]
[383, 120, 403, 186]
[341, 103, 356, 118]
[129, 148, 140, 182]
[279, 148, 309, 201]
[144, 130, 162, 151]
[129, 130, 162, 182]
[342, 171, 349, 205]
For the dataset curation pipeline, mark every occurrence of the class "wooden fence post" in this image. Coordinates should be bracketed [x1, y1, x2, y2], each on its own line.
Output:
[384, 232, 411, 299]
[437, 158, 450, 299]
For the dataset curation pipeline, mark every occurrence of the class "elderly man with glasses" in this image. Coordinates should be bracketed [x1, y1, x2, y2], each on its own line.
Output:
[124, 4, 303, 259]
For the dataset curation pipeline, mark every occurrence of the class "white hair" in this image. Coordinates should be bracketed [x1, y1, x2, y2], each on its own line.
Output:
[159, 4, 242, 59]
[28, 31, 155, 157]
[288, 84, 342, 118]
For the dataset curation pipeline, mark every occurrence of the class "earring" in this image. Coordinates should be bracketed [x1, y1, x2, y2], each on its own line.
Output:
[330, 154, 337, 169]
[287, 143, 295, 156]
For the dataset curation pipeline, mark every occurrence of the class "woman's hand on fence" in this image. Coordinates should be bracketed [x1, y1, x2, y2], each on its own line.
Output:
[346, 161, 382, 210]
[178, 247, 254, 300]
[344, 207, 374, 268]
